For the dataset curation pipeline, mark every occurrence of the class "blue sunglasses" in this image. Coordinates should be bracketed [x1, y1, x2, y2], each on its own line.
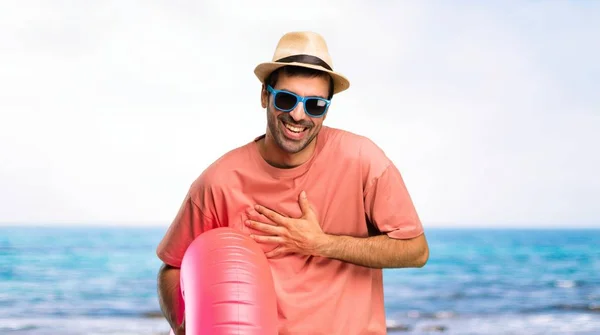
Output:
[267, 85, 331, 118]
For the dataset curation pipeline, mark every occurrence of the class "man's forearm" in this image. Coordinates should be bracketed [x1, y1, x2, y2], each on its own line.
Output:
[317, 233, 429, 269]
[157, 263, 185, 333]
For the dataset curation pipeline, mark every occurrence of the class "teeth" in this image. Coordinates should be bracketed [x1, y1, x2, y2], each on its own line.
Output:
[284, 123, 306, 133]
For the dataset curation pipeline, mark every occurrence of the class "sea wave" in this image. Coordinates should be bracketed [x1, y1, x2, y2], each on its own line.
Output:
[521, 303, 600, 313]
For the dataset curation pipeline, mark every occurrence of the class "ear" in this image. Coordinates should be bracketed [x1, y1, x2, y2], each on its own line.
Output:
[261, 84, 268, 108]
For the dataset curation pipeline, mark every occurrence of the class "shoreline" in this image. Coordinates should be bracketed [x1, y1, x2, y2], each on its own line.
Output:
[2, 313, 600, 335]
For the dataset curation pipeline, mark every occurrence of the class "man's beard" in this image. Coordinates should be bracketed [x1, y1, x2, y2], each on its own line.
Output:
[266, 108, 319, 155]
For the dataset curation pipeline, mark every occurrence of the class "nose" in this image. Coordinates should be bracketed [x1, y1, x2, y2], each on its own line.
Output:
[289, 101, 307, 121]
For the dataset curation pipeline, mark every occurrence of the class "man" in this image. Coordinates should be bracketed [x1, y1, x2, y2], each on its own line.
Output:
[156, 31, 429, 335]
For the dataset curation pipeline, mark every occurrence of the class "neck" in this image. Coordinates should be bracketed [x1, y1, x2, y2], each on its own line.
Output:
[259, 134, 317, 169]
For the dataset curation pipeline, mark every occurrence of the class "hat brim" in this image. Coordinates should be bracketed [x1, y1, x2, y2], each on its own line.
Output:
[254, 62, 350, 95]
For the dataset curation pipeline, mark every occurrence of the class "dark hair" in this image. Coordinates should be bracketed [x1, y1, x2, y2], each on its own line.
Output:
[265, 65, 334, 100]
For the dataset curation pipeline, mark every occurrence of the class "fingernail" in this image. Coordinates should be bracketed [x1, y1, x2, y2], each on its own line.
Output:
[301, 191, 307, 198]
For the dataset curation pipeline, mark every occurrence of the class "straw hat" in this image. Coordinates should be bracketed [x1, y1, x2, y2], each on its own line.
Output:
[254, 31, 350, 95]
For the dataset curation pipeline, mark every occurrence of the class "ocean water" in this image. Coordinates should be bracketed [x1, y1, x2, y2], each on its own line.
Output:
[0, 226, 599, 335]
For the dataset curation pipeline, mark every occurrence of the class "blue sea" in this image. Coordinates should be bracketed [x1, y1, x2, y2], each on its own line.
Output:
[1, 227, 599, 335]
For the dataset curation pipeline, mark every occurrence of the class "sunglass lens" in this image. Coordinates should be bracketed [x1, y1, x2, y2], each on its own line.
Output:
[305, 98, 328, 116]
[274, 92, 298, 111]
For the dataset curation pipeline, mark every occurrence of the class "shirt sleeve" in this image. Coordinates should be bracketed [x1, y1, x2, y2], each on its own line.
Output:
[360, 139, 423, 240]
[156, 191, 219, 268]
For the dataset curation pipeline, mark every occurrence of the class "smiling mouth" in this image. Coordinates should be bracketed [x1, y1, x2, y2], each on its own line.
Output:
[283, 122, 307, 133]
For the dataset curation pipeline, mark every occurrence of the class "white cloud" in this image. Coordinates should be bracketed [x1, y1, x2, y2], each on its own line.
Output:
[0, 1, 598, 227]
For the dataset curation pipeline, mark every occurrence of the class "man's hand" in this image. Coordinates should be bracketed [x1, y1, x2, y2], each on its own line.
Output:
[245, 190, 429, 269]
[245, 191, 330, 258]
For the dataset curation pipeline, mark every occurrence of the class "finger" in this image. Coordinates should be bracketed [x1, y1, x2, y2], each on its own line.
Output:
[245, 220, 285, 235]
[246, 209, 277, 226]
[298, 191, 313, 218]
[250, 234, 285, 244]
[265, 246, 289, 258]
[254, 205, 289, 226]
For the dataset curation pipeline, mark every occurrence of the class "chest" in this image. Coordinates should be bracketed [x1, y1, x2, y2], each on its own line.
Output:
[216, 163, 368, 237]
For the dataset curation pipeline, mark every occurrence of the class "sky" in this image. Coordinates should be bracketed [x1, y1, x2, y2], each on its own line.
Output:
[0, 1, 598, 228]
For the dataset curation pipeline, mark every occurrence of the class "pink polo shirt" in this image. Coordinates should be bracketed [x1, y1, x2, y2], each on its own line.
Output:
[157, 126, 423, 334]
